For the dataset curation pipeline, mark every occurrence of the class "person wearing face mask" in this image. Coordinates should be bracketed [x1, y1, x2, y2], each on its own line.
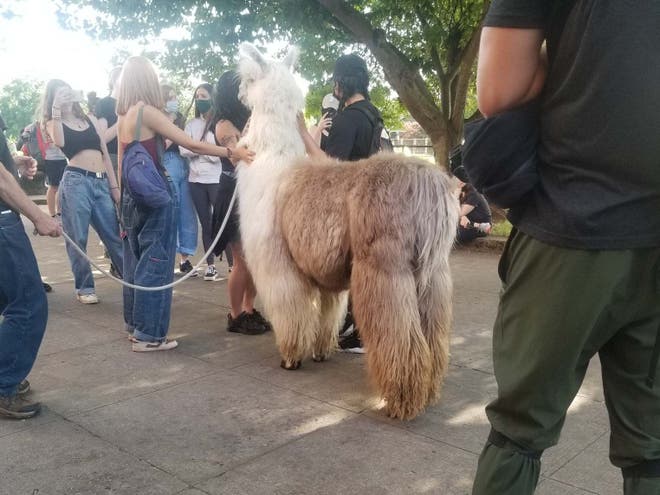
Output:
[161, 84, 198, 276]
[180, 83, 224, 281]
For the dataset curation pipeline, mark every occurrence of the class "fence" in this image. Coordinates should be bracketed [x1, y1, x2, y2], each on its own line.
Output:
[391, 138, 435, 162]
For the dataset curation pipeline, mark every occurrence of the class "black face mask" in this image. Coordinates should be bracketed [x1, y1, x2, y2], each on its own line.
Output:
[195, 99, 211, 115]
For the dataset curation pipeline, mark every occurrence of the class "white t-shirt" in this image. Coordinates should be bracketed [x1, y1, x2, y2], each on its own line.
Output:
[180, 117, 222, 184]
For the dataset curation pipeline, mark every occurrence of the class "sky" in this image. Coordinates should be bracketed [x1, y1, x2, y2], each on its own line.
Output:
[0, 0, 179, 95]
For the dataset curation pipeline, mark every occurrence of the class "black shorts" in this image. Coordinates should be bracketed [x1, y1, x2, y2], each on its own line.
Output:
[212, 178, 240, 256]
[44, 159, 67, 187]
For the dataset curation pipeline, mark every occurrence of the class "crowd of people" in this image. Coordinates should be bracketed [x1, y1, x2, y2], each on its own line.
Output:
[0, 50, 395, 417]
[2, 2, 660, 492]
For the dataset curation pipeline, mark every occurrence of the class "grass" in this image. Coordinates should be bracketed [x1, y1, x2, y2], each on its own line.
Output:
[491, 220, 512, 237]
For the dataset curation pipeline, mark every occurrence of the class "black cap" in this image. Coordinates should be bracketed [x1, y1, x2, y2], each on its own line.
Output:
[333, 54, 368, 80]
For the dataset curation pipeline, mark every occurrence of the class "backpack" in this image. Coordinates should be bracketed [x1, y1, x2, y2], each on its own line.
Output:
[351, 104, 394, 155]
[19, 122, 46, 169]
[121, 106, 171, 209]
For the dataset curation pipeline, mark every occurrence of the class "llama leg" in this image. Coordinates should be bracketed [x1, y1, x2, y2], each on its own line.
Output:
[257, 269, 318, 370]
[351, 261, 433, 420]
[312, 290, 348, 362]
[416, 261, 452, 405]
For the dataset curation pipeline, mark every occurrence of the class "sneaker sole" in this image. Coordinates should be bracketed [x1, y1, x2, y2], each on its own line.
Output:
[340, 347, 365, 354]
[204, 276, 218, 281]
[132, 341, 179, 352]
[77, 297, 99, 304]
[0, 406, 40, 419]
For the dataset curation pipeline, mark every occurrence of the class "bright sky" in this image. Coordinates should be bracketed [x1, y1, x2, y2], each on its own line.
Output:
[0, 0, 309, 100]
[0, 0, 176, 95]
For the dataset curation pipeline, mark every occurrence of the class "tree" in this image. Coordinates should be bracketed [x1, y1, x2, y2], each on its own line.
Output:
[0, 79, 44, 145]
[305, 83, 409, 130]
[59, 0, 488, 166]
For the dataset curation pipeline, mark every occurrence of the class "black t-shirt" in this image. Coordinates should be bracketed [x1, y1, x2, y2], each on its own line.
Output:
[462, 188, 492, 224]
[0, 124, 18, 212]
[485, 0, 660, 249]
[325, 100, 380, 161]
[95, 96, 118, 154]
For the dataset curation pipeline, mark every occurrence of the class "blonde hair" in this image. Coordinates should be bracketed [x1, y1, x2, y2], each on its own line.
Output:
[115, 56, 163, 116]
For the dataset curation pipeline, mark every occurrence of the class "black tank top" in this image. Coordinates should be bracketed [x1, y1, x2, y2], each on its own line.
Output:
[60, 117, 102, 160]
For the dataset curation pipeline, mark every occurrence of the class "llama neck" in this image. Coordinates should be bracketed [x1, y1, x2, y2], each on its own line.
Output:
[246, 110, 305, 159]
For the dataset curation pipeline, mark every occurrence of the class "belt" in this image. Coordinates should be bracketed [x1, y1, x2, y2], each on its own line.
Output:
[65, 166, 107, 179]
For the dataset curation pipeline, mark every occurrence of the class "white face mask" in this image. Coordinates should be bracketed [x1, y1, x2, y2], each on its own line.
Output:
[165, 100, 179, 114]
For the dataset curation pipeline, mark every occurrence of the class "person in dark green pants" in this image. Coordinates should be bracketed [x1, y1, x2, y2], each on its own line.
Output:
[472, 1, 660, 494]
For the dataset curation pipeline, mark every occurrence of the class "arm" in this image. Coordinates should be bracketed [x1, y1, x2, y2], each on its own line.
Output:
[97, 117, 118, 145]
[178, 120, 201, 159]
[89, 115, 120, 202]
[142, 108, 254, 163]
[48, 87, 72, 148]
[460, 203, 476, 216]
[477, 27, 546, 117]
[0, 163, 61, 236]
[296, 113, 326, 160]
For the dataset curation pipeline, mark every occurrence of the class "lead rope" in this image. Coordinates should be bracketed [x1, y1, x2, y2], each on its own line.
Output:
[60, 184, 238, 292]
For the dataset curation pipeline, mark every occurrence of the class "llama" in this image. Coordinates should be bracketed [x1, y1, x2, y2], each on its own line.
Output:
[236, 43, 458, 420]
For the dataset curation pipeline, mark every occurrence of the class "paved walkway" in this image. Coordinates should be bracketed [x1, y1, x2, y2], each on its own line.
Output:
[1, 215, 619, 494]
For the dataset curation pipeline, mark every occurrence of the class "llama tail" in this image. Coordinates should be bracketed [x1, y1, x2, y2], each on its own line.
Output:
[351, 259, 433, 420]
[411, 165, 458, 404]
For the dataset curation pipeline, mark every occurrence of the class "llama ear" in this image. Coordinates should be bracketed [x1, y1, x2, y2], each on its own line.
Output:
[283, 46, 299, 70]
[239, 42, 268, 71]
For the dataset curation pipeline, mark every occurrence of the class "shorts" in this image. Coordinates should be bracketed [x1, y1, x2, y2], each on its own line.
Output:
[44, 159, 67, 187]
[212, 177, 240, 256]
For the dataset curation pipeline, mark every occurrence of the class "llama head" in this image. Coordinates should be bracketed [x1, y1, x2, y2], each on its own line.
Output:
[237, 42, 304, 119]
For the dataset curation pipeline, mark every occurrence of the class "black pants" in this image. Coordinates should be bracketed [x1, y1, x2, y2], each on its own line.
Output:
[190, 182, 220, 265]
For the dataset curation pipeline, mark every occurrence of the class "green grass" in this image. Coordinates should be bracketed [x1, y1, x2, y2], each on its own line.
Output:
[491, 220, 512, 237]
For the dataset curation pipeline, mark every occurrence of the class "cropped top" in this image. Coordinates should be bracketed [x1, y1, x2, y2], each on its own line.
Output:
[60, 117, 102, 160]
[121, 136, 159, 166]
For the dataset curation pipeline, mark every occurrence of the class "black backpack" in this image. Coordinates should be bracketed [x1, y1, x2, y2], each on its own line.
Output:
[351, 104, 394, 155]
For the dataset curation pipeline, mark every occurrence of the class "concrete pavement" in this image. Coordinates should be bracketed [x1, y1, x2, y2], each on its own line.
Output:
[0, 215, 619, 494]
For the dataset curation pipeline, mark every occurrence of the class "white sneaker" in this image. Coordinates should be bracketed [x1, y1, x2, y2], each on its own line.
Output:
[132, 339, 178, 352]
[77, 293, 99, 304]
[204, 265, 218, 281]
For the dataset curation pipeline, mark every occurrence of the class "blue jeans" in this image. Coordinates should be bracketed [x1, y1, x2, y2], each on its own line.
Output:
[121, 180, 178, 343]
[0, 211, 48, 396]
[163, 151, 197, 257]
[58, 169, 123, 295]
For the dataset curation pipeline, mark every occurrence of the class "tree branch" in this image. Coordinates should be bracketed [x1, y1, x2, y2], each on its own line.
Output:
[316, 0, 449, 151]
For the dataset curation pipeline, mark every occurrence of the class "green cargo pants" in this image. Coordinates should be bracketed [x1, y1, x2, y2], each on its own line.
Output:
[472, 229, 660, 495]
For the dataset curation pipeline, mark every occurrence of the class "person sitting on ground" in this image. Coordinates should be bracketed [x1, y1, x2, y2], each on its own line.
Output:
[457, 181, 492, 244]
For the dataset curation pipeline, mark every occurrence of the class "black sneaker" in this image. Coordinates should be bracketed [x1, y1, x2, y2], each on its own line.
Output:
[42, 282, 52, 293]
[249, 309, 272, 332]
[0, 394, 41, 419]
[204, 265, 218, 281]
[179, 260, 198, 277]
[227, 312, 267, 335]
[17, 380, 30, 395]
[339, 329, 365, 354]
[110, 263, 122, 280]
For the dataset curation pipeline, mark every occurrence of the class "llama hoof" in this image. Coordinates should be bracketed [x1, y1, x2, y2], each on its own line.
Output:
[280, 359, 302, 370]
[312, 352, 329, 362]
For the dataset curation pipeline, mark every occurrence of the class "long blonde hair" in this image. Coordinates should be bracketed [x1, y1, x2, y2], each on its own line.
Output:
[115, 56, 163, 116]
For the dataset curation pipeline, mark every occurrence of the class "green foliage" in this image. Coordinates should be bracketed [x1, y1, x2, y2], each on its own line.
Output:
[0, 79, 44, 144]
[305, 84, 408, 130]
[491, 220, 512, 238]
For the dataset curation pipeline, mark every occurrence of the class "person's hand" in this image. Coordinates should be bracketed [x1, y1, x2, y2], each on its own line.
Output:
[318, 112, 333, 133]
[233, 145, 255, 165]
[459, 215, 470, 228]
[110, 187, 120, 204]
[33, 212, 62, 238]
[53, 87, 72, 108]
[14, 156, 37, 180]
